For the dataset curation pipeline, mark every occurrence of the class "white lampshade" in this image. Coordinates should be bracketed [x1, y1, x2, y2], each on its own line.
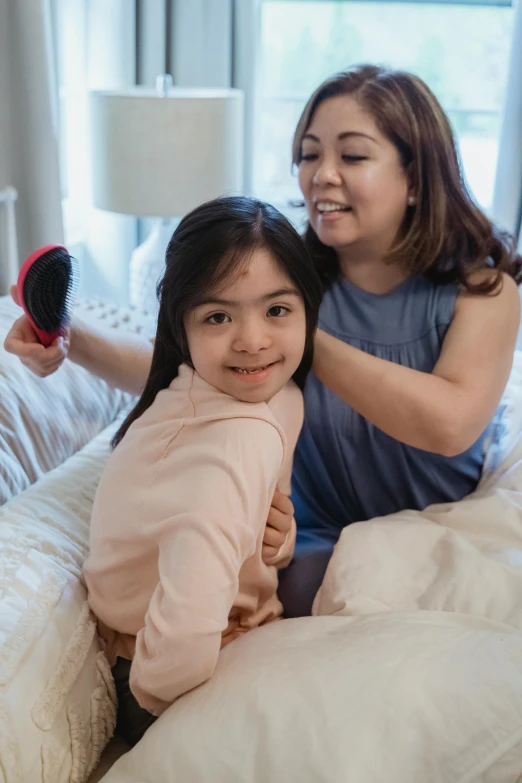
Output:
[90, 86, 244, 218]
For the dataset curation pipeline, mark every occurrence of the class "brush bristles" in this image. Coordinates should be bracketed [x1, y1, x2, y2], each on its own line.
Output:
[23, 248, 79, 333]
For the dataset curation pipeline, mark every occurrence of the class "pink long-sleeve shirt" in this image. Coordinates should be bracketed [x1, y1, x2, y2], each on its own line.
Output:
[84, 364, 302, 715]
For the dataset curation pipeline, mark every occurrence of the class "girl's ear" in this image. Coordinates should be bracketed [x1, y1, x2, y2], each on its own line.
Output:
[177, 326, 193, 367]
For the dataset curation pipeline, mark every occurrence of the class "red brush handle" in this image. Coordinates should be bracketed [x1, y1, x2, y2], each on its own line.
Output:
[29, 324, 62, 349]
[17, 244, 68, 347]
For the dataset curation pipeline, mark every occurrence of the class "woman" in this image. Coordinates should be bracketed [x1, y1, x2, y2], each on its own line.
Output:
[5, 65, 521, 616]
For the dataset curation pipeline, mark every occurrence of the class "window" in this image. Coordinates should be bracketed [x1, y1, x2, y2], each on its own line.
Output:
[54, 0, 89, 247]
[254, 0, 515, 212]
[52, 0, 138, 303]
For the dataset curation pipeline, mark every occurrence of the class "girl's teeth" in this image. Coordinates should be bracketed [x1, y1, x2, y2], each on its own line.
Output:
[235, 366, 268, 374]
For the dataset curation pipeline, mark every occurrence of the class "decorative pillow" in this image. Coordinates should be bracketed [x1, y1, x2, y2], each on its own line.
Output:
[0, 422, 119, 783]
[0, 295, 153, 504]
[100, 612, 522, 783]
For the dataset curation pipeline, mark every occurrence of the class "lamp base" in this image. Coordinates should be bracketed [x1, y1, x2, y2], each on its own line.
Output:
[129, 218, 177, 314]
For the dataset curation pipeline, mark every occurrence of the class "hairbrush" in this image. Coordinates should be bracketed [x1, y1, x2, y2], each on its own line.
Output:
[17, 244, 79, 347]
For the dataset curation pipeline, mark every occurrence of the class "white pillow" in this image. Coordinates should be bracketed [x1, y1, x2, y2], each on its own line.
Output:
[0, 422, 118, 783]
[100, 612, 522, 783]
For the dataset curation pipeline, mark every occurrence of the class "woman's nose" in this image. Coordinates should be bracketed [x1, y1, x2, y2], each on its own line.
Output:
[312, 157, 343, 186]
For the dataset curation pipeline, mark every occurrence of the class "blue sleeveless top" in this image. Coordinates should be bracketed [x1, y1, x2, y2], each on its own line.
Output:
[292, 274, 491, 536]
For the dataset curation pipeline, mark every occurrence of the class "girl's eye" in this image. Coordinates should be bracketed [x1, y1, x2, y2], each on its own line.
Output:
[206, 312, 230, 325]
[267, 305, 290, 318]
[300, 153, 318, 162]
[342, 155, 367, 163]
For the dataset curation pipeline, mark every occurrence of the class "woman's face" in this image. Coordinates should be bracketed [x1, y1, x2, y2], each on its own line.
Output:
[298, 95, 412, 262]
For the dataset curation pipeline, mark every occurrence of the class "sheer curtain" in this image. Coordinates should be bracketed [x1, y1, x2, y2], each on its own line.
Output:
[167, 0, 262, 196]
[169, 0, 233, 88]
[54, 0, 137, 303]
[492, 0, 522, 248]
[0, 0, 138, 300]
[0, 0, 63, 294]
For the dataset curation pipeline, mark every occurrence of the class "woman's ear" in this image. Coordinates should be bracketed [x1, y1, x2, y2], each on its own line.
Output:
[406, 162, 418, 206]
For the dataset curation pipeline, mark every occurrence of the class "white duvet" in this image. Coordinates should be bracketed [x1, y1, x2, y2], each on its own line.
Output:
[101, 416, 522, 782]
[313, 432, 522, 627]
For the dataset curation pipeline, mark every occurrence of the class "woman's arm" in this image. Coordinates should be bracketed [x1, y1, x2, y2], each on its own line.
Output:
[4, 310, 153, 394]
[130, 417, 284, 715]
[68, 316, 153, 394]
[313, 274, 520, 456]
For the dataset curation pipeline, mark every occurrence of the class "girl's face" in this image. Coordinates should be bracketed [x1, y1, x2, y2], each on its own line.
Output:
[298, 95, 412, 263]
[184, 248, 307, 403]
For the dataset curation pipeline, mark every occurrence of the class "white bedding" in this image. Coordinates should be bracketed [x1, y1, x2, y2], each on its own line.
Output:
[2, 297, 522, 782]
[101, 615, 522, 783]
[101, 428, 522, 783]
[313, 429, 522, 627]
[0, 422, 120, 783]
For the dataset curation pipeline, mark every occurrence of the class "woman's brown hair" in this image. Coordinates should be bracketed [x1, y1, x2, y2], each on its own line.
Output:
[292, 64, 522, 293]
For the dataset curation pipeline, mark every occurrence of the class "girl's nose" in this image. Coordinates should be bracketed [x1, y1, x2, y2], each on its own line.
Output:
[232, 321, 272, 354]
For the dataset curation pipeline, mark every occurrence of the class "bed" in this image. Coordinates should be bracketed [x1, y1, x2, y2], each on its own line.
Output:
[1, 294, 522, 783]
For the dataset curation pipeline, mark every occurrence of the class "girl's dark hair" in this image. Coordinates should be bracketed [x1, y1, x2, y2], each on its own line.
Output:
[293, 64, 522, 292]
[112, 195, 322, 447]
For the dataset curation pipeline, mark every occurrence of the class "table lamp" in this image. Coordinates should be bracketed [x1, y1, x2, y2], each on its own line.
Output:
[90, 75, 244, 313]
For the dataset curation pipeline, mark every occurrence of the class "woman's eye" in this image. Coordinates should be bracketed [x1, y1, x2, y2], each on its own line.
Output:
[300, 153, 318, 162]
[342, 155, 367, 163]
[206, 312, 230, 325]
[268, 305, 289, 318]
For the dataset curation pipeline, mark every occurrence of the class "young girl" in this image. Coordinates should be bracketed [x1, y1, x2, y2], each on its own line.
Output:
[83, 195, 321, 745]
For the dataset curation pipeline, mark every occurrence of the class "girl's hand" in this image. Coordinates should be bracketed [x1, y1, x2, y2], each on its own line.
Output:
[262, 490, 294, 562]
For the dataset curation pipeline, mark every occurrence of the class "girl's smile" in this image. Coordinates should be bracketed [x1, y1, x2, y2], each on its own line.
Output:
[228, 360, 281, 385]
